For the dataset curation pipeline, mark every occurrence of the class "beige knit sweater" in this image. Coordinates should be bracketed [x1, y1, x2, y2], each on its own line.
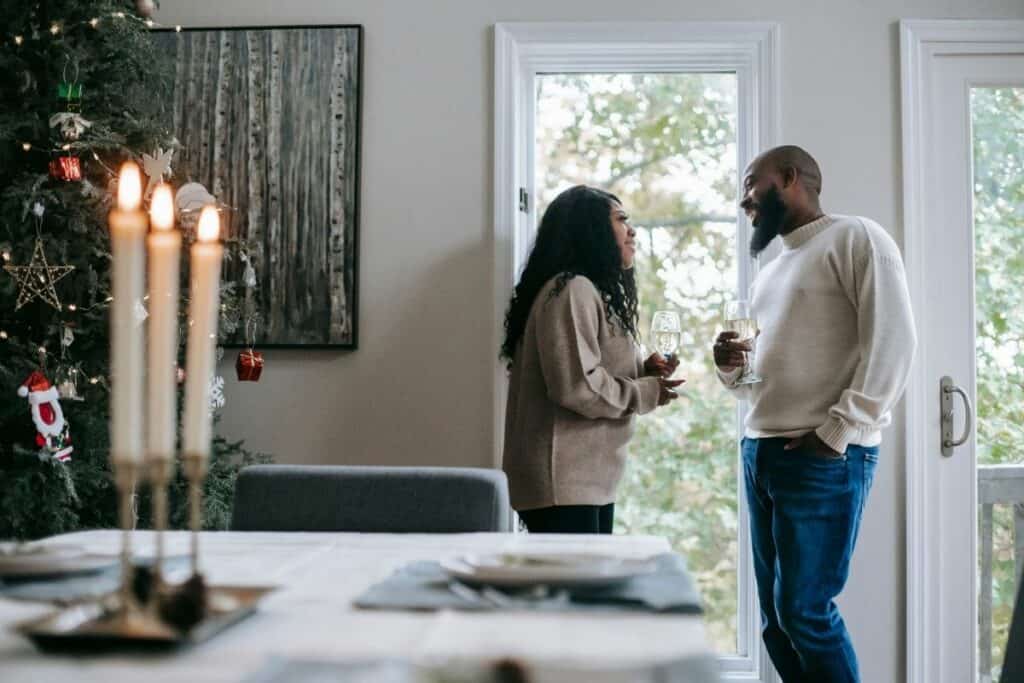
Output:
[718, 215, 917, 452]
[502, 275, 662, 511]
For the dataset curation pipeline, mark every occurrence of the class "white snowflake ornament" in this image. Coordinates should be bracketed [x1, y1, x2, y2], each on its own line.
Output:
[208, 375, 226, 412]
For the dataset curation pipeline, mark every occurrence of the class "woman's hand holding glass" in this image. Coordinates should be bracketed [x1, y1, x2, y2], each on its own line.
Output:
[647, 310, 685, 404]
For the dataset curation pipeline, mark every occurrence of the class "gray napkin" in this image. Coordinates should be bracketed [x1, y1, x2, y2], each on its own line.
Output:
[353, 552, 703, 614]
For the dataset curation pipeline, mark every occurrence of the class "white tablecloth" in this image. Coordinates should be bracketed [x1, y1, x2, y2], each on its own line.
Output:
[0, 530, 712, 682]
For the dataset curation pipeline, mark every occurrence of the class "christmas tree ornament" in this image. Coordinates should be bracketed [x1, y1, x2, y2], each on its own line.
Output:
[4, 238, 75, 310]
[17, 370, 73, 462]
[136, 0, 158, 18]
[57, 366, 84, 401]
[209, 375, 225, 412]
[55, 326, 84, 401]
[236, 317, 263, 381]
[240, 251, 257, 288]
[49, 112, 92, 141]
[175, 182, 215, 213]
[56, 82, 83, 112]
[142, 147, 174, 199]
[57, 57, 83, 113]
[49, 155, 82, 181]
[235, 349, 263, 382]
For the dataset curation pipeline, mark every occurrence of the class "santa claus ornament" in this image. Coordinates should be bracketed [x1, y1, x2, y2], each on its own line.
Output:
[17, 370, 73, 462]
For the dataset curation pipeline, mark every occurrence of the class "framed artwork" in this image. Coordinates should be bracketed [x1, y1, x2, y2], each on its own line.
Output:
[154, 25, 362, 348]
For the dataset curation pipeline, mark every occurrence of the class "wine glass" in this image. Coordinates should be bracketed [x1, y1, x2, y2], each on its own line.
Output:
[650, 310, 682, 365]
[722, 300, 762, 385]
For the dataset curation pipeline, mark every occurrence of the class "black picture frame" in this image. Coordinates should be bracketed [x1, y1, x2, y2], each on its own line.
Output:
[153, 24, 363, 349]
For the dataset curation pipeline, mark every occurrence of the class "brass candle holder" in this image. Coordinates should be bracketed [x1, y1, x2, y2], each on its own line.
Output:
[112, 458, 141, 617]
[182, 452, 207, 576]
[146, 456, 174, 599]
[16, 451, 274, 650]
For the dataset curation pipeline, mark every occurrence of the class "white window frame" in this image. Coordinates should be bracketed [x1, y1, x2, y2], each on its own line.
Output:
[492, 21, 781, 681]
[900, 18, 1024, 683]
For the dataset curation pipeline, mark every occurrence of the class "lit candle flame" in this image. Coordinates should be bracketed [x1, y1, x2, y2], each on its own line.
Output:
[150, 184, 175, 231]
[197, 206, 220, 242]
[117, 162, 142, 211]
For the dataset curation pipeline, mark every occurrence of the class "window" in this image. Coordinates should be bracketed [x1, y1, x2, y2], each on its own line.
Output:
[494, 22, 780, 681]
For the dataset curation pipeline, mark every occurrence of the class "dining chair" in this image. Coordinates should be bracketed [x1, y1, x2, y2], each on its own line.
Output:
[230, 464, 511, 532]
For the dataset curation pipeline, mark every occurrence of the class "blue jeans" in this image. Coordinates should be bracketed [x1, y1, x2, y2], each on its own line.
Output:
[741, 437, 878, 683]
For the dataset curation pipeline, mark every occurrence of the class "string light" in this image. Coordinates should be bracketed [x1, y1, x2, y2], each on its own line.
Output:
[21, 142, 31, 151]
[0, 331, 7, 340]
[89, 377, 99, 384]
[61, 143, 71, 151]
[67, 303, 77, 312]
[9, 14, 193, 47]
[1, 251, 10, 261]
[38, 346, 47, 356]
[105, 296, 114, 303]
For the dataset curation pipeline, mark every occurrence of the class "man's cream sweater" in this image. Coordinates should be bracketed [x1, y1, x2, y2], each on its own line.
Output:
[719, 215, 917, 452]
[502, 275, 661, 511]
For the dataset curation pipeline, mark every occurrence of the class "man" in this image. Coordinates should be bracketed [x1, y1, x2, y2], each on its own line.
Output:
[713, 146, 916, 682]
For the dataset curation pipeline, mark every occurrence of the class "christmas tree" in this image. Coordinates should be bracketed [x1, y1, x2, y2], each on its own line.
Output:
[0, 0, 267, 540]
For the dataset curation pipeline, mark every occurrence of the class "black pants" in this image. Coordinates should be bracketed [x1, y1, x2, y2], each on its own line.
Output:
[518, 503, 615, 534]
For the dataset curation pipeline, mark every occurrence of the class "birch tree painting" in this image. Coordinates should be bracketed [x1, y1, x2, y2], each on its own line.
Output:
[155, 26, 362, 347]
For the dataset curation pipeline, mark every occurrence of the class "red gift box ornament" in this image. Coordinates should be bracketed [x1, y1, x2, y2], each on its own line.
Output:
[49, 156, 81, 182]
[236, 349, 264, 382]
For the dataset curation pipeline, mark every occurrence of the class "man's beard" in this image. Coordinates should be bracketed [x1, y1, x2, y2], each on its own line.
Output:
[749, 184, 788, 257]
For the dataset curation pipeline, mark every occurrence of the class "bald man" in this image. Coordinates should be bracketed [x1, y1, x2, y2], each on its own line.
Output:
[713, 146, 916, 682]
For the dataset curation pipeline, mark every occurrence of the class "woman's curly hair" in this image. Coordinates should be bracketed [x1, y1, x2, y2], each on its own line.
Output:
[500, 185, 638, 367]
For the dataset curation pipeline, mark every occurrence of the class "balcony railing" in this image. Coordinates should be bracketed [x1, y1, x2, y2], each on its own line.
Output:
[979, 463, 1024, 683]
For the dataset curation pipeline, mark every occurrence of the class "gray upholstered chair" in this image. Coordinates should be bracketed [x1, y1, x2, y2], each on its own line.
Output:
[230, 465, 511, 533]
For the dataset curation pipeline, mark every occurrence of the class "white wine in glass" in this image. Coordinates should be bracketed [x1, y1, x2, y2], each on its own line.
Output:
[650, 310, 682, 364]
[722, 300, 762, 385]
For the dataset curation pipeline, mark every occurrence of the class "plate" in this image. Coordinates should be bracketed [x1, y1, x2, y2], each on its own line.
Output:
[440, 552, 655, 588]
[0, 543, 118, 579]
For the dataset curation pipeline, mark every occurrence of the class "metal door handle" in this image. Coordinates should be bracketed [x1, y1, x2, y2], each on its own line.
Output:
[940, 376, 973, 457]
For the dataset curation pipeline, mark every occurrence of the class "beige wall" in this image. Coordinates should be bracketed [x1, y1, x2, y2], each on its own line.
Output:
[160, 2, 1024, 681]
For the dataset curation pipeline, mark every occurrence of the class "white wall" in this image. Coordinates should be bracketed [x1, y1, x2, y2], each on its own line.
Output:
[160, 2, 1024, 681]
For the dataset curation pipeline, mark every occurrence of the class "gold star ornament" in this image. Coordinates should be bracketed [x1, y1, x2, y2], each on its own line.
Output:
[4, 239, 75, 311]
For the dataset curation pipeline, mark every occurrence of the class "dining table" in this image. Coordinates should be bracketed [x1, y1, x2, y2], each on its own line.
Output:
[0, 529, 715, 682]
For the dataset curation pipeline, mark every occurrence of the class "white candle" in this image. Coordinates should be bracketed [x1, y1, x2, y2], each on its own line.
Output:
[109, 162, 147, 464]
[146, 184, 181, 462]
[182, 206, 223, 458]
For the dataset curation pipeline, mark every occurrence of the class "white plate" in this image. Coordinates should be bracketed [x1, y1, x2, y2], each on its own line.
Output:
[440, 552, 655, 588]
[0, 543, 118, 579]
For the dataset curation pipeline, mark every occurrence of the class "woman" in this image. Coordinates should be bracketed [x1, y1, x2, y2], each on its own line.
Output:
[500, 185, 683, 534]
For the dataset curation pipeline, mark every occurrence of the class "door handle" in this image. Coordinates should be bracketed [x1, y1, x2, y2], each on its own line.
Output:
[940, 376, 973, 457]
